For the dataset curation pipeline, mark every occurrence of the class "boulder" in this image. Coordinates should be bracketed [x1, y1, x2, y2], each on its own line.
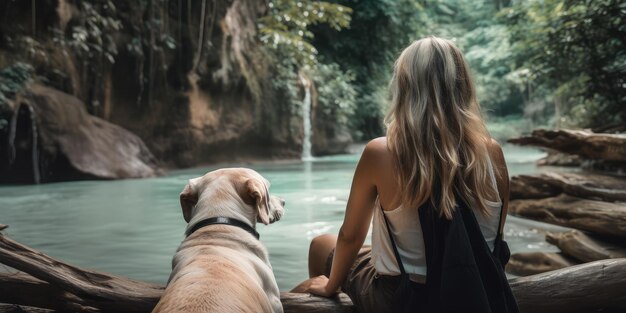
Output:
[0, 84, 160, 183]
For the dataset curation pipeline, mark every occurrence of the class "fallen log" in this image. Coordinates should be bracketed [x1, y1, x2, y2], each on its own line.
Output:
[2, 232, 626, 313]
[510, 172, 626, 202]
[546, 230, 626, 263]
[537, 151, 582, 167]
[0, 232, 164, 313]
[0, 232, 353, 313]
[3, 262, 626, 313]
[0, 304, 54, 313]
[0, 272, 98, 312]
[0, 272, 355, 313]
[508, 129, 626, 162]
[510, 175, 560, 200]
[506, 252, 579, 276]
[509, 194, 626, 238]
[510, 259, 626, 313]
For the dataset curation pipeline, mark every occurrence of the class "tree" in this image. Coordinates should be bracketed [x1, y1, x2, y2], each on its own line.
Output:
[503, 0, 626, 129]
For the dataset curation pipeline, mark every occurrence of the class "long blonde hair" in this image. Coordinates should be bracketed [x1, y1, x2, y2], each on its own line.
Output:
[385, 36, 497, 219]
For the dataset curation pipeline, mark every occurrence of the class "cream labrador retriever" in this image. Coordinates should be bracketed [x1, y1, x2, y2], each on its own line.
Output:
[152, 168, 285, 313]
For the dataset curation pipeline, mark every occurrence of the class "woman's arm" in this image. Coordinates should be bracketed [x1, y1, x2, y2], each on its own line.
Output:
[306, 141, 380, 296]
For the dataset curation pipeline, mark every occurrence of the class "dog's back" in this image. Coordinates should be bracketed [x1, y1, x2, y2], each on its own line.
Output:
[153, 254, 273, 312]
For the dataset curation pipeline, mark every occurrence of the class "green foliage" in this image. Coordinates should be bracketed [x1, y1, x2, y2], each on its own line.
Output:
[486, 114, 534, 143]
[262, 0, 356, 136]
[311, 0, 429, 139]
[503, 0, 626, 128]
[270, 50, 303, 115]
[259, 1, 352, 67]
[0, 63, 34, 130]
[312, 62, 356, 128]
[53, 1, 122, 64]
[125, 0, 176, 59]
[0, 63, 34, 106]
[460, 24, 524, 116]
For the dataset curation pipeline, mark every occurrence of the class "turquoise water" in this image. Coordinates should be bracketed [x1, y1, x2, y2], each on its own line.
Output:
[0, 145, 568, 291]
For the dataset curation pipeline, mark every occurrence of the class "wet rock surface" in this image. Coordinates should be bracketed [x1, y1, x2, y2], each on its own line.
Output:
[0, 84, 160, 183]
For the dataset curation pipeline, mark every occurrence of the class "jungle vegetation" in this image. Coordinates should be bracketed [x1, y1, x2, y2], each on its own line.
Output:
[1, 0, 624, 143]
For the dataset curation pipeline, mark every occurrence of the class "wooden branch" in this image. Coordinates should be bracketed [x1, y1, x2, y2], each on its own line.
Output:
[546, 230, 626, 263]
[537, 151, 582, 167]
[506, 252, 578, 276]
[0, 303, 53, 313]
[2, 232, 626, 313]
[509, 259, 626, 313]
[0, 233, 353, 313]
[0, 233, 164, 313]
[0, 272, 96, 312]
[281, 293, 354, 313]
[509, 194, 626, 238]
[0, 272, 355, 313]
[510, 175, 560, 200]
[510, 172, 626, 202]
[508, 129, 626, 162]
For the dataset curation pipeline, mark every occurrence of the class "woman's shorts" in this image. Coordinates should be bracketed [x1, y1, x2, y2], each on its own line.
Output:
[325, 245, 423, 313]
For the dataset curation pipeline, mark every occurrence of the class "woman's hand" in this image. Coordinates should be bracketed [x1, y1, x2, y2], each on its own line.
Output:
[294, 275, 337, 297]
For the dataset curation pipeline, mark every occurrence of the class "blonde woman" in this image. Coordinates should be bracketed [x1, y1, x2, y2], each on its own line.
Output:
[293, 37, 515, 312]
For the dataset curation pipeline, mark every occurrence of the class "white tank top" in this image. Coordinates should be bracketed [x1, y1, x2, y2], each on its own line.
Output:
[371, 154, 502, 277]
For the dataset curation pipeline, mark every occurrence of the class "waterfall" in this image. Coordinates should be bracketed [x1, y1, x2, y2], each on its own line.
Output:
[7, 104, 40, 184]
[300, 74, 313, 161]
[7, 106, 18, 165]
[30, 106, 40, 184]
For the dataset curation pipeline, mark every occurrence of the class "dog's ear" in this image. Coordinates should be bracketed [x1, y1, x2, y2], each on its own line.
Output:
[244, 178, 271, 225]
[180, 178, 200, 223]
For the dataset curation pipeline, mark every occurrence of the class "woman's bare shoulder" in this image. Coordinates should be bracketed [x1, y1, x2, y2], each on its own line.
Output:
[360, 137, 392, 170]
[363, 137, 391, 160]
[366, 136, 388, 150]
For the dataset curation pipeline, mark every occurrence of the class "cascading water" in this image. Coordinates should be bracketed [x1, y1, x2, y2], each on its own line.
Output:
[30, 106, 40, 184]
[299, 74, 313, 161]
[7, 104, 40, 184]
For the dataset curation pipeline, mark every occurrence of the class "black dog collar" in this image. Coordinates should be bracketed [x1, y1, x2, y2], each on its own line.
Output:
[185, 217, 260, 239]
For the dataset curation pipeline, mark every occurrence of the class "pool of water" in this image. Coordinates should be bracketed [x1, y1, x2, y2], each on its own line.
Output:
[0, 145, 569, 291]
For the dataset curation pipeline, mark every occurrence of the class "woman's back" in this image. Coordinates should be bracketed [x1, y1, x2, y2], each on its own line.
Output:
[367, 137, 507, 278]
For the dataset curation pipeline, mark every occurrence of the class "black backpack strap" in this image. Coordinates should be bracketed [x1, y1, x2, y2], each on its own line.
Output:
[492, 203, 511, 266]
[381, 206, 407, 275]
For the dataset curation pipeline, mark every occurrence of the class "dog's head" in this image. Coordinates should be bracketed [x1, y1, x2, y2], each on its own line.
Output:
[179, 168, 285, 226]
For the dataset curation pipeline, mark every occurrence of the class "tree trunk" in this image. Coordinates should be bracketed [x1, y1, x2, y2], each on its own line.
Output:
[0, 232, 353, 313]
[545, 230, 626, 263]
[510, 259, 626, 313]
[536, 151, 582, 167]
[510, 174, 561, 200]
[510, 172, 626, 202]
[506, 252, 579, 276]
[0, 232, 164, 313]
[0, 304, 54, 313]
[2, 232, 626, 313]
[507, 129, 626, 162]
[509, 194, 626, 238]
